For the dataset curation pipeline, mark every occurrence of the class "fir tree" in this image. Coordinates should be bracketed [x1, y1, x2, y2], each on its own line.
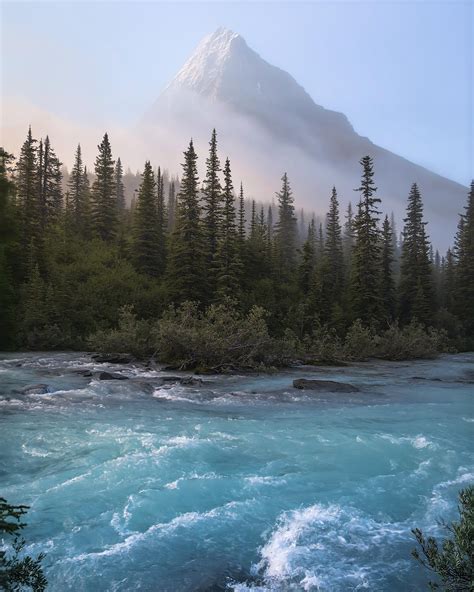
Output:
[202, 128, 223, 293]
[166, 140, 206, 303]
[215, 158, 242, 299]
[298, 220, 316, 296]
[454, 181, 474, 335]
[133, 161, 160, 276]
[167, 180, 176, 232]
[68, 144, 90, 238]
[274, 172, 297, 274]
[237, 182, 246, 247]
[381, 215, 396, 321]
[155, 166, 167, 273]
[38, 136, 62, 226]
[399, 183, 434, 325]
[323, 187, 344, 305]
[91, 133, 117, 241]
[349, 156, 383, 325]
[16, 127, 40, 253]
[343, 201, 355, 269]
[115, 157, 125, 210]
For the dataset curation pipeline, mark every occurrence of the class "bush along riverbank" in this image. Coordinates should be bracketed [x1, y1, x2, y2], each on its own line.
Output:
[87, 300, 452, 373]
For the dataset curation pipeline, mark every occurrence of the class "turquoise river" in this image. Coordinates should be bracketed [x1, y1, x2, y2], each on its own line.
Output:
[0, 352, 473, 591]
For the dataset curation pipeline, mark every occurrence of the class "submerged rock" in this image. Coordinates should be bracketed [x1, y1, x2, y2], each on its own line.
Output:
[73, 369, 93, 377]
[293, 378, 359, 392]
[95, 371, 129, 381]
[91, 353, 134, 364]
[19, 383, 50, 395]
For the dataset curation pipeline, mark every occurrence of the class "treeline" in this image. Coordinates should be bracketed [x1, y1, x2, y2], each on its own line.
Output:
[0, 127, 473, 358]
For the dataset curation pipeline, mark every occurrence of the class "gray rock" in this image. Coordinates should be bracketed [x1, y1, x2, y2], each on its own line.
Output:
[19, 383, 50, 395]
[293, 378, 359, 392]
[92, 353, 134, 364]
[96, 371, 128, 381]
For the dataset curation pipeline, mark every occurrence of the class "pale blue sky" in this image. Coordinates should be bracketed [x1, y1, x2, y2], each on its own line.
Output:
[1, 0, 473, 184]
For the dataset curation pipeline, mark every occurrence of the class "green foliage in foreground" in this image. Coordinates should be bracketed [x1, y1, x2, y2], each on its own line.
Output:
[412, 485, 474, 591]
[0, 498, 47, 592]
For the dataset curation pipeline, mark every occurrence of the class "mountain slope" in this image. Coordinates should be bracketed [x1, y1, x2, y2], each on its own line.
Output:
[143, 27, 467, 249]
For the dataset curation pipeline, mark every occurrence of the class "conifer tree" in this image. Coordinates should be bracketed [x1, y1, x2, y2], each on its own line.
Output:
[453, 181, 474, 335]
[349, 156, 383, 325]
[38, 136, 62, 226]
[202, 129, 223, 292]
[442, 248, 456, 312]
[323, 187, 344, 305]
[274, 172, 297, 274]
[155, 166, 167, 273]
[298, 220, 316, 296]
[91, 133, 117, 241]
[115, 157, 125, 210]
[215, 158, 242, 299]
[343, 201, 355, 269]
[68, 145, 91, 237]
[167, 180, 176, 232]
[399, 183, 434, 325]
[166, 140, 206, 303]
[16, 127, 40, 252]
[133, 161, 159, 276]
[237, 182, 246, 247]
[0, 149, 18, 347]
[381, 215, 396, 321]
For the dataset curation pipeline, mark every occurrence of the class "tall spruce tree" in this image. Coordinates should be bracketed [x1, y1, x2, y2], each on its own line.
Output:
[16, 128, 40, 254]
[399, 183, 434, 325]
[133, 161, 160, 276]
[37, 136, 62, 228]
[91, 133, 117, 241]
[381, 215, 396, 321]
[298, 220, 316, 296]
[115, 157, 125, 210]
[155, 166, 167, 274]
[349, 156, 383, 325]
[202, 129, 223, 294]
[166, 140, 206, 303]
[0, 149, 18, 347]
[215, 158, 242, 299]
[167, 180, 176, 232]
[322, 187, 344, 309]
[68, 144, 90, 238]
[274, 172, 297, 274]
[454, 181, 474, 335]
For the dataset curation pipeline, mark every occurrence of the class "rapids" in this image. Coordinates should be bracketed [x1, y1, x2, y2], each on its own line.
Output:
[0, 352, 473, 591]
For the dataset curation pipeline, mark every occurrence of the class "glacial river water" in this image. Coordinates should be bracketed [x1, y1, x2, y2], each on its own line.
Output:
[0, 352, 473, 591]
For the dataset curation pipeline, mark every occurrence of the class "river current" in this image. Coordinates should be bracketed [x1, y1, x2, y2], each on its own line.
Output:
[0, 352, 473, 591]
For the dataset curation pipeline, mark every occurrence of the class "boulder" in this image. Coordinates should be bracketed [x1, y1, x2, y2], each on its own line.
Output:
[19, 384, 50, 395]
[95, 371, 129, 381]
[179, 376, 203, 386]
[293, 378, 359, 392]
[91, 353, 134, 364]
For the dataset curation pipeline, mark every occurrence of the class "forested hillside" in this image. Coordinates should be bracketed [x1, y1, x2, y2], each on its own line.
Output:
[0, 128, 473, 361]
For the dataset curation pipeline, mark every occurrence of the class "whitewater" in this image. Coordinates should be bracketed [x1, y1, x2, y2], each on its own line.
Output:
[0, 352, 473, 591]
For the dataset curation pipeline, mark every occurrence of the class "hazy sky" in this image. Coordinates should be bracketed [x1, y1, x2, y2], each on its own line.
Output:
[1, 0, 473, 184]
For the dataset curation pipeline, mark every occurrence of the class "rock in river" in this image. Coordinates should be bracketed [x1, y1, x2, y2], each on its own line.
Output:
[293, 378, 359, 392]
[95, 371, 129, 381]
[19, 384, 50, 395]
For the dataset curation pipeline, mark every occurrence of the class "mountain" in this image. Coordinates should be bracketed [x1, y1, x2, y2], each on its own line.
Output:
[143, 27, 466, 250]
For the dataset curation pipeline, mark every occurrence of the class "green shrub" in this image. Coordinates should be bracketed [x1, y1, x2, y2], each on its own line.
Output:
[88, 305, 155, 359]
[343, 320, 376, 360]
[376, 321, 447, 360]
[303, 325, 345, 364]
[156, 300, 295, 371]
